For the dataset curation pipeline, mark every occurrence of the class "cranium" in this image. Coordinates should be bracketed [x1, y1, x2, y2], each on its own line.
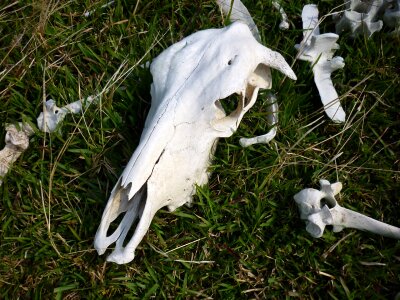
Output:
[94, 22, 296, 264]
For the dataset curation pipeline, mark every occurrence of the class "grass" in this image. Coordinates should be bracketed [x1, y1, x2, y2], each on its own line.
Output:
[0, 0, 399, 298]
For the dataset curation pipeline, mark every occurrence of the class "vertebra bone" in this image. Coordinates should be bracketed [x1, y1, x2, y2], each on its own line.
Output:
[294, 179, 400, 239]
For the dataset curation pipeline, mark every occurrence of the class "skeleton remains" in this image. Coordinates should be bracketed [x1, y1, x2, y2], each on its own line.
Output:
[296, 4, 346, 123]
[334, 0, 400, 37]
[94, 20, 296, 264]
[294, 180, 400, 239]
[37, 96, 95, 133]
[0, 123, 34, 186]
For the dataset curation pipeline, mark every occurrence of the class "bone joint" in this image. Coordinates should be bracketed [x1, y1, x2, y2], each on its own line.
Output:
[296, 4, 346, 123]
[94, 17, 296, 264]
[294, 179, 400, 239]
[0, 123, 34, 186]
[37, 96, 95, 132]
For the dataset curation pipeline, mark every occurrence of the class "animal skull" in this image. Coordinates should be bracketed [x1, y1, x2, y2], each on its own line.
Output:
[94, 22, 296, 264]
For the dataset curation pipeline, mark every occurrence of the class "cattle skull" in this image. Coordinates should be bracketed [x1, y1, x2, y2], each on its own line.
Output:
[94, 22, 296, 264]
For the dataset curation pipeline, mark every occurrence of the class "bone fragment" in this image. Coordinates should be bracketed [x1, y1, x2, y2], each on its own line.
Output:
[216, 0, 260, 40]
[272, 1, 290, 30]
[37, 96, 95, 132]
[296, 4, 346, 123]
[239, 93, 278, 147]
[294, 179, 400, 239]
[94, 21, 296, 264]
[217, 1, 295, 147]
[334, 0, 400, 37]
[0, 123, 34, 185]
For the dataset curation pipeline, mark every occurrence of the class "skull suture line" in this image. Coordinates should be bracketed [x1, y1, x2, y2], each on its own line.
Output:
[94, 22, 296, 264]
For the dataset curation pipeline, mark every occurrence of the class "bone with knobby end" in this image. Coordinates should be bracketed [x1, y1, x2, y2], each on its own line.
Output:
[37, 96, 95, 133]
[296, 4, 346, 123]
[294, 179, 400, 239]
[333, 0, 398, 37]
[0, 123, 34, 186]
[94, 20, 296, 264]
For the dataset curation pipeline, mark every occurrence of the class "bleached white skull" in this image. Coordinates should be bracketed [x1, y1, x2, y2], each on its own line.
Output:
[94, 22, 296, 264]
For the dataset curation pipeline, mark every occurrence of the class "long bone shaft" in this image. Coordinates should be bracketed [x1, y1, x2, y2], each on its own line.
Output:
[329, 205, 400, 239]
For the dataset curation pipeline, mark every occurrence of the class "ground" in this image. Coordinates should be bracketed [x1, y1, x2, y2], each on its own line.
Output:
[0, 0, 399, 298]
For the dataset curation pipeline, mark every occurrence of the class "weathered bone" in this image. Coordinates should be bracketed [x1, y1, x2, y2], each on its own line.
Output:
[294, 179, 400, 239]
[94, 21, 296, 264]
[216, 0, 260, 40]
[334, 0, 400, 37]
[0, 123, 34, 186]
[296, 4, 346, 123]
[239, 93, 278, 147]
[272, 1, 290, 30]
[217, 0, 291, 147]
[37, 96, 95, 132]
[384, 0, 400, 36]
[83, 1, 115, 17]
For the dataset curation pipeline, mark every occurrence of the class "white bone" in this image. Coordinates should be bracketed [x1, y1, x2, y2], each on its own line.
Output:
[334, 0, 389, 37]
[94, 21, 296, 264]
[296, 4, 346, 123]
[294, 179, 400, 239]
[216, 0, 260, 40]
[272, 1, 290, 30]
[239, 93, 278, 147]
[0, 123, 34, 185]
[83, 1, 115, 17]
[37, 96, 95, 132]
[217, 1, 291, 147]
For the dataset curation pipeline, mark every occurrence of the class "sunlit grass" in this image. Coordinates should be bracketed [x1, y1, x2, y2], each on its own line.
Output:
[0, 0, 399, 298]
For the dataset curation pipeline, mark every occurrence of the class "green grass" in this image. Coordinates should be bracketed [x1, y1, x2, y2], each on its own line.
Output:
[0, 0, 399, 298]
